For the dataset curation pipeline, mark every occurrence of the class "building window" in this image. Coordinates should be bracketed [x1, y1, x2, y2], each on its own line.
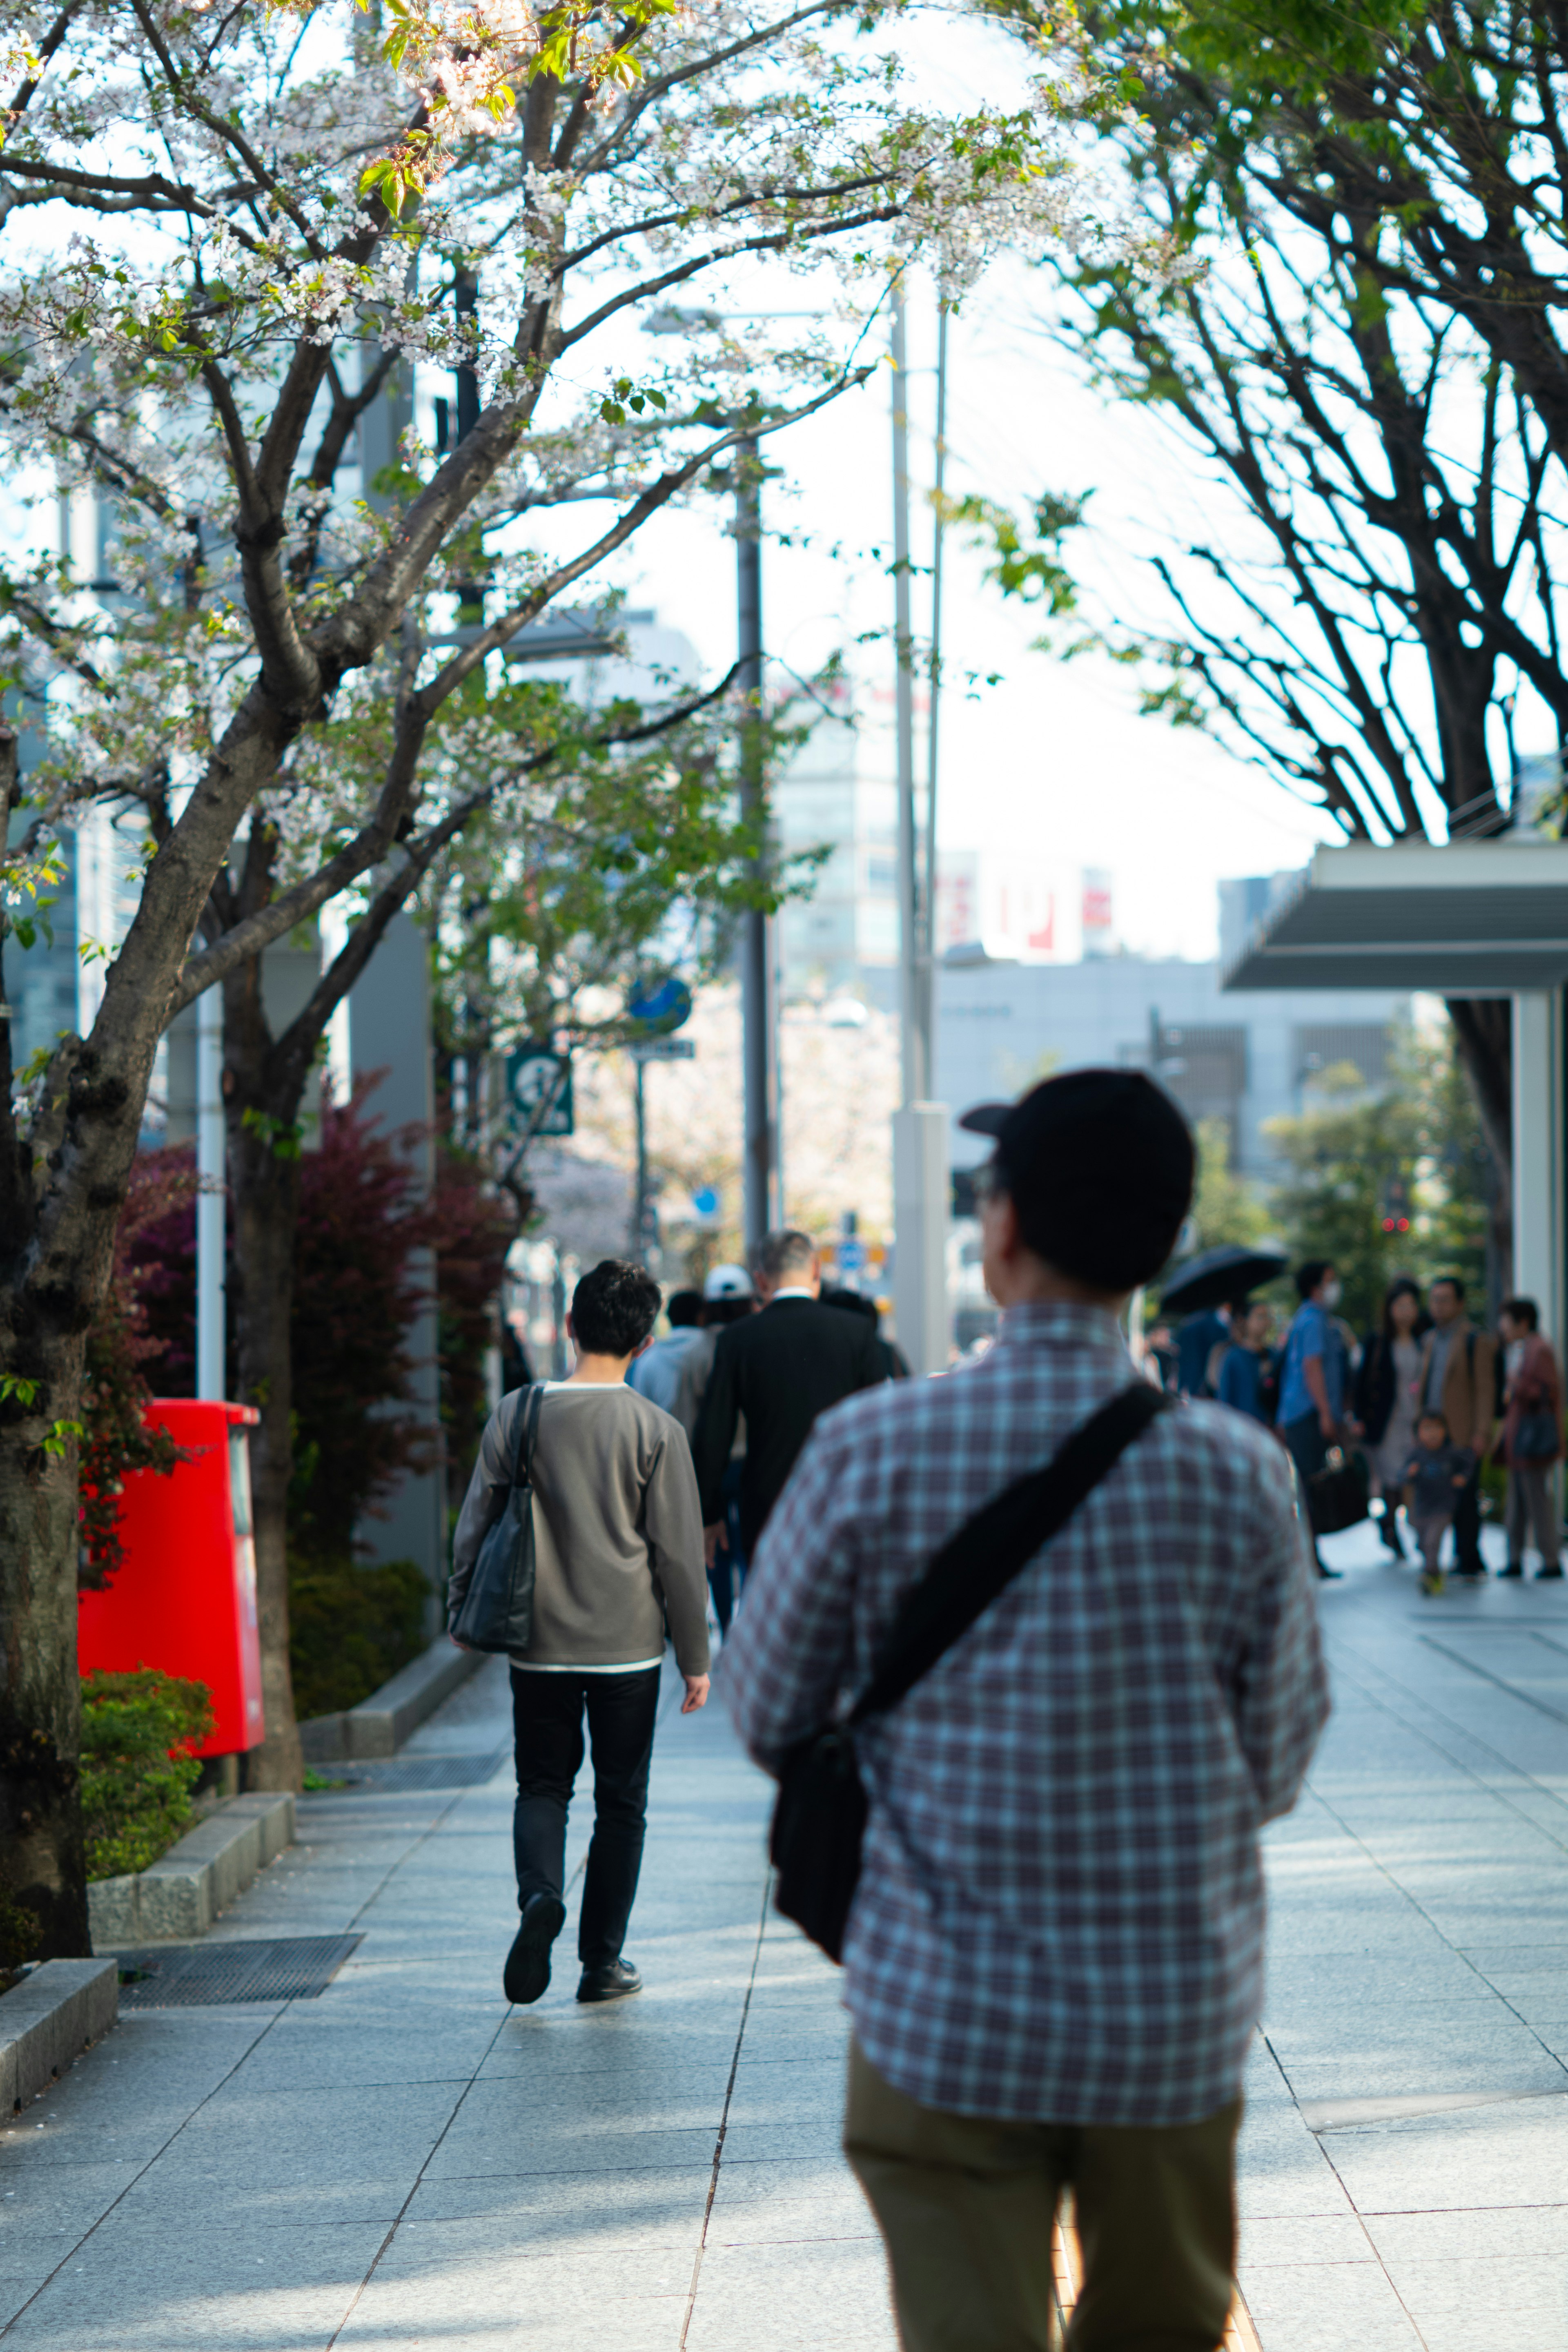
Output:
[1295, 1024, 1394, 1093]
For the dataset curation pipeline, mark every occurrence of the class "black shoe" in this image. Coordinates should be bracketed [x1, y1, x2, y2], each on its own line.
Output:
[1536, 1564, 1566, 1581]
[1378, 1512, 1406, 1559]
[1454, 1559, 1488, 1579]
[504, 1891, 566, 2006]
[577, 1957, 642, 2004]
[1499, 1562, 1525, 1578]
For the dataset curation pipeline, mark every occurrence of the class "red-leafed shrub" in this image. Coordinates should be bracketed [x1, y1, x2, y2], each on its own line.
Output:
[109, 1086, 512, 1558]
[433, 1146, 516, 1515]
[78, 1153, 199, 1590]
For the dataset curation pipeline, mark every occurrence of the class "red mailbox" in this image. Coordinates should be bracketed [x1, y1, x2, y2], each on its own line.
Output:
[78, 1400, 265, 1758]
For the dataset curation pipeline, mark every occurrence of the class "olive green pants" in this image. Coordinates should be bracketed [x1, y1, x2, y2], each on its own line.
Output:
[844, 2040, 1240, 2352]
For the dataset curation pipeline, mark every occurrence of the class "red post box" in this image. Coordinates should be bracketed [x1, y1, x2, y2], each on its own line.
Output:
[78, 1401, 265, 1757]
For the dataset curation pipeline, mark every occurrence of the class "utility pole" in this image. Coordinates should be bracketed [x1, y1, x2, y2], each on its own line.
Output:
[737, 432, 782, 1255]
[889, 281, 951, 1375]
[196, 988, 225, 1398]
[891, 292, 922, 1107]
[924, 301, 949, 1043]
[632, 1052, 650, 1265]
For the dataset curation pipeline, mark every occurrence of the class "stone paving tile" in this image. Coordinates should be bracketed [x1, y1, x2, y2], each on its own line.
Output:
[1236, 2257, 1427, 2350]
[0, 2115, 189, 2172]
[0, 2276, 65, 2332]
[1312, 2094, 1568, 2212]
[1384, 2256, 1568, 2352]
[1365, 2203, 1568, 2260]
[342, 2228, 698, 2316]
[0, 2220, 390, 2350]
[400, 2165, 714, 2240]
[1236, 2213, 1377, 2266]
[111, 2173, 425, 2232]
[0, 2156, 156, 2248]
[682, 2237, 898, 2352]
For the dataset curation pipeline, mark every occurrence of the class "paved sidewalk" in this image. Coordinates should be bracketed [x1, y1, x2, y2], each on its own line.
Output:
[1241, 1515, 1568, 2352]
[0, 1519, 1566, 2348]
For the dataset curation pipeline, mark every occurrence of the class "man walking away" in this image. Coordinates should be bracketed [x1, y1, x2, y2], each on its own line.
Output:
[628, 1287, 715, 1440]
[692, 1228, 882, 1569]
[1418, 1276, 1498, 1579]
[1277, 1260, 1352, 1580]
[1498, 1295, 1565, 1580]
[697, 1264, 757, 1637]
[450, 1259, 710, 2009]
[724, 1070, 1329, 2352]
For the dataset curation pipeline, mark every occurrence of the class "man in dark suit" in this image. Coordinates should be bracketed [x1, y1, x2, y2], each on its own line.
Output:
[693, 1228, 884, 1565]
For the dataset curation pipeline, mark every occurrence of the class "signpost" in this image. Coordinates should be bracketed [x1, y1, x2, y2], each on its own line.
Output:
[629, 1037, 696, 1063]
[630, 1036, 695, 1262]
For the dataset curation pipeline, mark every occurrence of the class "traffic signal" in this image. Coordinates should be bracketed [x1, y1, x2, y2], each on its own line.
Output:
[1381, 1174, 1411, 1236]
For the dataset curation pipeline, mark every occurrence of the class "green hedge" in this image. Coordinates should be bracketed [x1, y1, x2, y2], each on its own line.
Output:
[80, 1669, 215, 1882]
[288, 1555, 431, 1721]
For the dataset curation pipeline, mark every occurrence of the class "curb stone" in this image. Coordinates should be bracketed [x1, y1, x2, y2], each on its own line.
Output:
[87, 1792, 294, 1949]
[0, 1960, 118, 2112]
[299, 1637, 484, 1763]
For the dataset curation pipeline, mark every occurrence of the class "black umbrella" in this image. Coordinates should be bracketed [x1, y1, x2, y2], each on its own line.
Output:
[1158, 1242, 1290, 1316]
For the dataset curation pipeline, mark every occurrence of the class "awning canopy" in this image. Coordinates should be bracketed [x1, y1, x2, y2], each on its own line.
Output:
[1224, 839, 1568, 993]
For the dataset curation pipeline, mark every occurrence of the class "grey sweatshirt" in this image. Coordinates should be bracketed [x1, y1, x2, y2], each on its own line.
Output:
[449, 1382, 710, 1676]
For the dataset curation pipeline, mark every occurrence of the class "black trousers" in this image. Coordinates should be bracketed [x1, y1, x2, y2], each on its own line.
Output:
[510, 1665, 662, 1968]
[1451, 1464, 1485, 1571]
[708, 1457, 748, 1635]
[1281, 1412, 1330, 1564]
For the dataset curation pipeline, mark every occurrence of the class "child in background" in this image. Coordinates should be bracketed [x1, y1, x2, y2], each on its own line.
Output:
[1401, 1411, 1475, 1595]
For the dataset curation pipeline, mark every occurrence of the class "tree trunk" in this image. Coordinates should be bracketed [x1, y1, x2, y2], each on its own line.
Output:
[1446, 997, 1513, 1287]
[225, 968, 305, 1795]
[0, 1378, 89, 1957]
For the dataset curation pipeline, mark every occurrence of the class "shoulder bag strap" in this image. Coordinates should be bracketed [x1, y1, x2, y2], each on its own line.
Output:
[848, 1383, 1174, 1730]
[509, 1382, 545, 1487]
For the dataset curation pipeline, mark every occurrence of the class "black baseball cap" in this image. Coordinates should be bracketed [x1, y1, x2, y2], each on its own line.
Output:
[959, 1068, 1194, 1290]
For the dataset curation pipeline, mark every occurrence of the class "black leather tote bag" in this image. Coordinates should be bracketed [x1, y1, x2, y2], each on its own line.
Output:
[449, 1384, 545, 1654]
[770, 1383, 1173, 1963]
[1307, 1444, 1369, 1535]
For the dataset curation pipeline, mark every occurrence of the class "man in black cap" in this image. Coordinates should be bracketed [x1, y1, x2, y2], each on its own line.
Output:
[724, 1070, 1329, 2352]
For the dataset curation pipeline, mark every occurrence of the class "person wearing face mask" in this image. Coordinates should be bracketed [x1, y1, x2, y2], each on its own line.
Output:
[1277, 1260, 1354, 1580]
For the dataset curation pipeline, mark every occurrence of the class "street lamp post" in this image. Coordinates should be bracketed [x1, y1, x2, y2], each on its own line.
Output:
[736, 435, 783, 1255]
[638, 310, 791, 1257]
[889, 280, 951, 1376]
[196, 986, 225, 1399]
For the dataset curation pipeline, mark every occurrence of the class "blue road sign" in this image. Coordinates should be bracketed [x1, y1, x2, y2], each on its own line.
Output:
[627, 974, 693, 1035]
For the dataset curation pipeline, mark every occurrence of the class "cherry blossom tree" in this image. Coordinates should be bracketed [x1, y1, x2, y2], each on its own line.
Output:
[0, 0, 1123, 1946]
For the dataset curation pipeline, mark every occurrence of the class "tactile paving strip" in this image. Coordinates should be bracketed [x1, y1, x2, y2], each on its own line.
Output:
[310, 1748, 509, 1794]
[114, 1934, 363, 2007]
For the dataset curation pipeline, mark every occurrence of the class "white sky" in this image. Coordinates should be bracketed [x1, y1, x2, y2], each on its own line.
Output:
[568, 256, 1343, 965]
[0, 0, 1348, 967]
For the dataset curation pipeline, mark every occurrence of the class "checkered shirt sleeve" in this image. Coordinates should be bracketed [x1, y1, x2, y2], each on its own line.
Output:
[722, 1301, 1330, 2128]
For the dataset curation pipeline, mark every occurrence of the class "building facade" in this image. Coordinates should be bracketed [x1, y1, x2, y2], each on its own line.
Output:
[937, 946, 1412, 1181]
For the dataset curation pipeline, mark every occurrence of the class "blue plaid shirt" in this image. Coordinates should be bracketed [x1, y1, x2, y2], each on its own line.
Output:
[723, 1301, 1329, 2127]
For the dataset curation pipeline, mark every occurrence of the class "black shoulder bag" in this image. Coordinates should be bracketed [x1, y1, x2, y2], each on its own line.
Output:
[769, 1382, 1174, 1963]
[448, 1383, 546, 1654]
